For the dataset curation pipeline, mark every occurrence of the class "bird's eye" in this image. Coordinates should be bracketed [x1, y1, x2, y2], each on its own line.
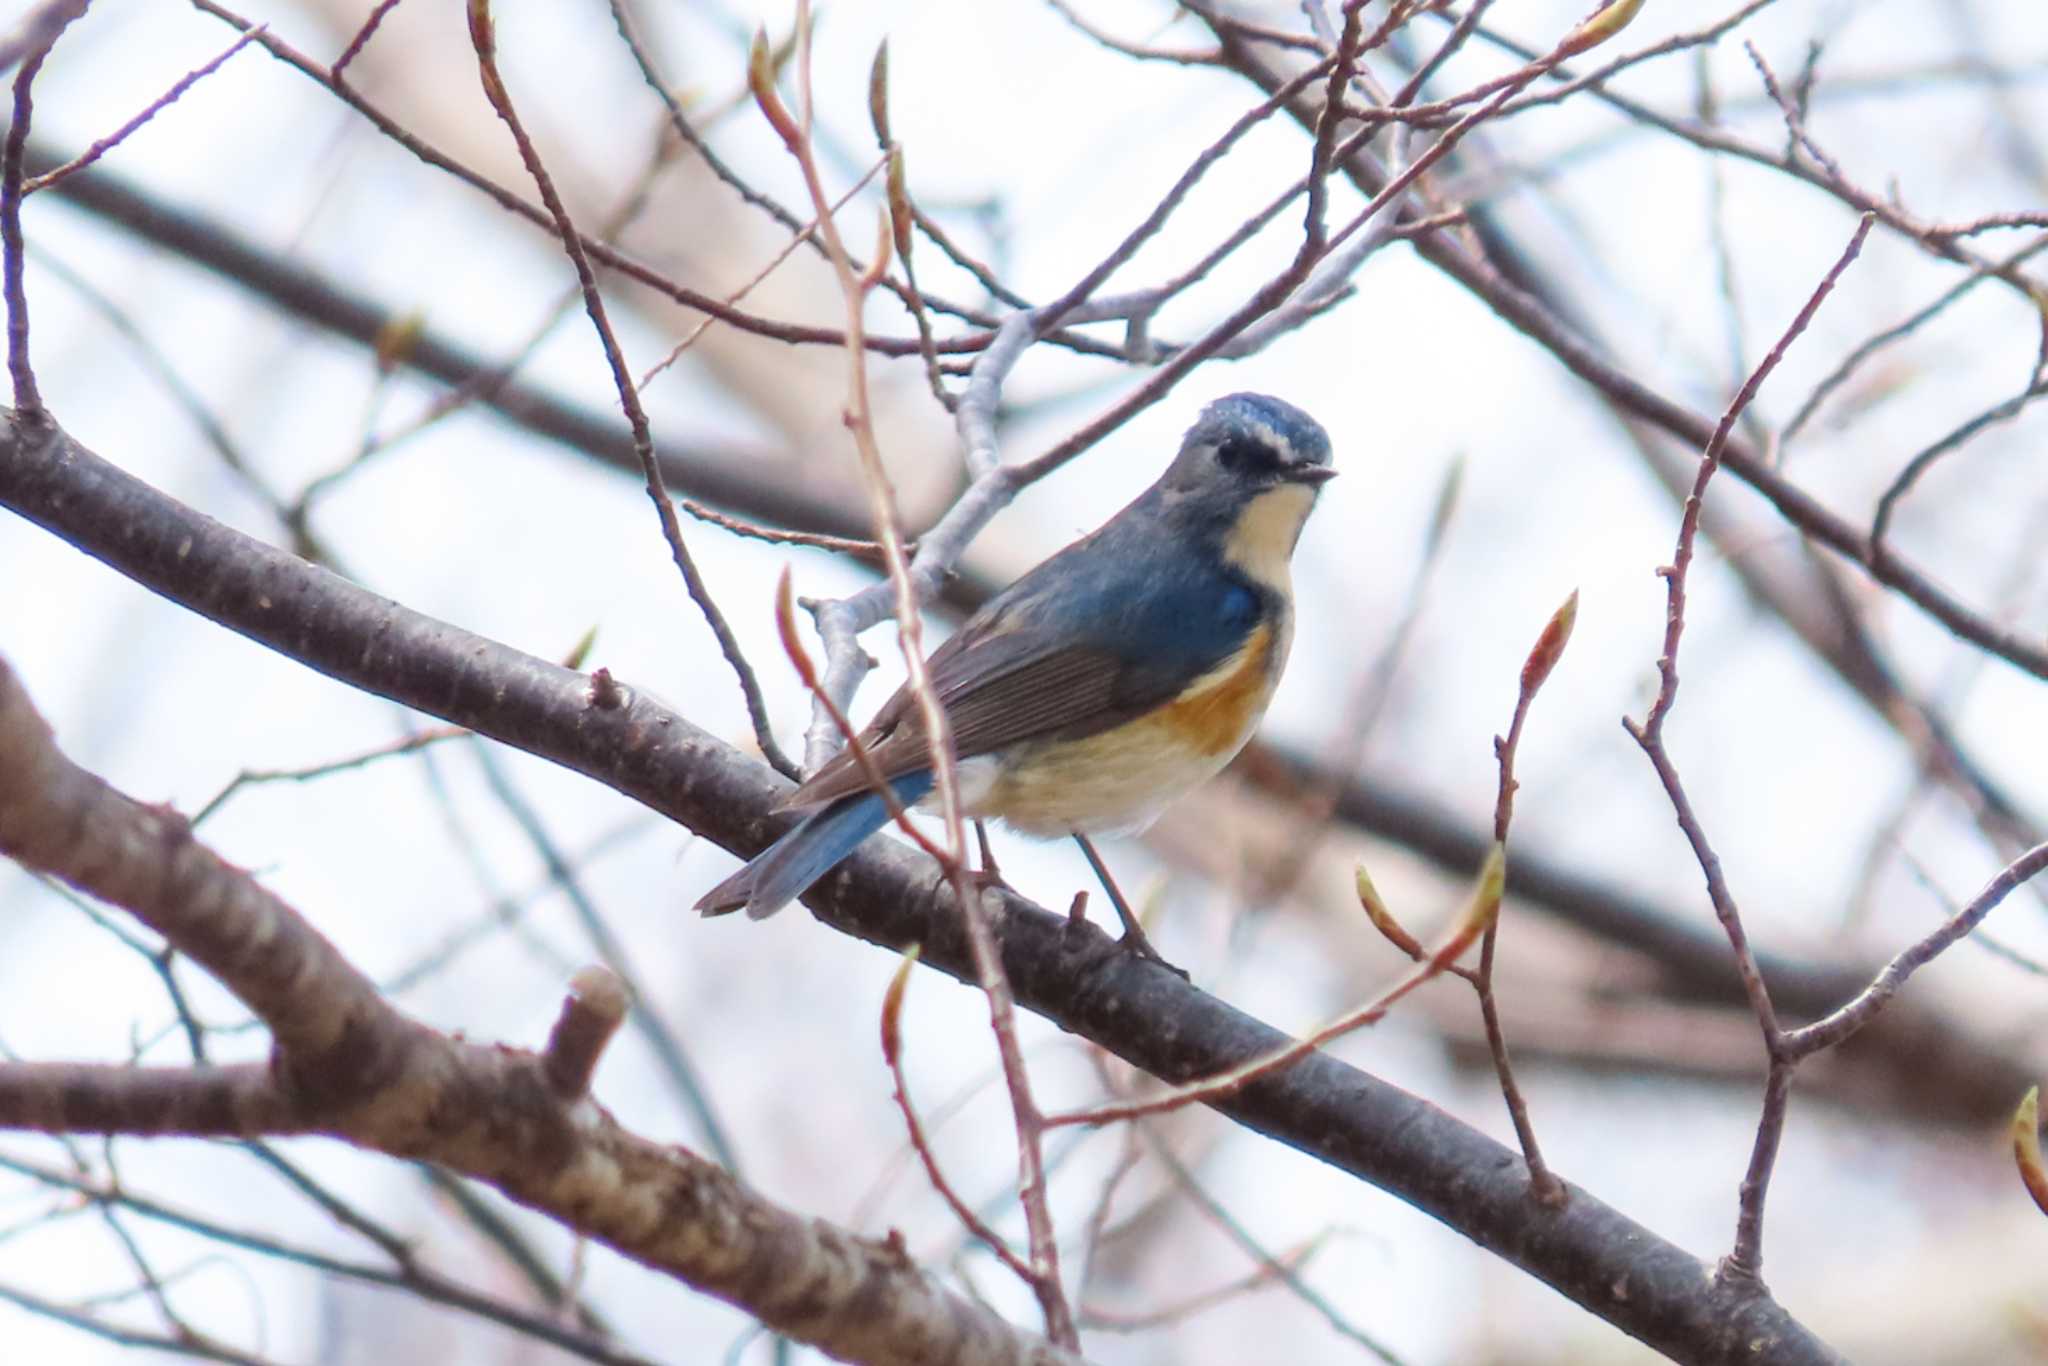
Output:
[1215, 437, 1269, 472]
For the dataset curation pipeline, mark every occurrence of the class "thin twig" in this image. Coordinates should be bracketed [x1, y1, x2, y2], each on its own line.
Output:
[1302, 7, 1365, 258]
[1041, 0, 1222, 66]
[468, 743, 743, 1168]
[756, 6, 1075, 1343]
[0, 1152, 648, 1364]
[1784, 842, 2048, 1057]
[191, 726, 467, 826]
[2, 31, 64, 418]
[330, 0, 404, 84]
[0, 1280, 280, 1366]
[1869, 372, 2048, 558]
[1471, 592, 1578, 1207]
[1782, 231, 2048, 444]
[1622, 213, 1874, 1285]
[1115, 1075, 1408, 1363]
[24, 28, 263, 194]
[193, 0, 1104, 364]
[467, 0, 797, 778]
[1391, 0, 1495, 107]
[1049, 862, 1499, 1129]
[637, 152, 888, 388]
[772, 573, 954, 871]
[877, 951, 1038, 1286]
[683, 499, 888, 559]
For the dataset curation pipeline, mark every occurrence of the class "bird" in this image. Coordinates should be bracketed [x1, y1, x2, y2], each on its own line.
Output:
[695, 392, 1335, 956]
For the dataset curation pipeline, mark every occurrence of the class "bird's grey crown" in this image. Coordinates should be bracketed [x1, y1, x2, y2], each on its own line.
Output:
[1188, 392, 1332, 470]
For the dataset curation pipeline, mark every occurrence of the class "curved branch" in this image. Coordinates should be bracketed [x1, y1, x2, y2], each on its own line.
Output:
[0, 410, 1843, 1365]
[0, 642, 1084, 1366]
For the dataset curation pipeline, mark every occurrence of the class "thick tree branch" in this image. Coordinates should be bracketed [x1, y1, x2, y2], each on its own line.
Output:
[0, 411, 1843, 1365]
[0, 1062, 298, 1135]
[48, 127, 2026, 1103]
[0, 644, 1085, 1366]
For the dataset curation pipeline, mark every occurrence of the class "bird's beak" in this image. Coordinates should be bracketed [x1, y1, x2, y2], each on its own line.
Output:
[1285, 465, 1338, 486]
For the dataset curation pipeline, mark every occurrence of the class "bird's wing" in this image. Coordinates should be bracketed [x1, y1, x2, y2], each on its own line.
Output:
[780, 572, 1259, 811]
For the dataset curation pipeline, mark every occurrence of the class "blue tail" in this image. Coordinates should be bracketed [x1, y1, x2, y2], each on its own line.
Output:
[694, 771, 935, 919]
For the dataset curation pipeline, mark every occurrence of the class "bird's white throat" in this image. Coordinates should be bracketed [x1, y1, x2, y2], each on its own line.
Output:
[1223, 482, 1318, 591]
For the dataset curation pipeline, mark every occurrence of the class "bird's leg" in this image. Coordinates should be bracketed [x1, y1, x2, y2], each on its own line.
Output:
[1072, 833, 1181, 973]
[970, 820, 1015, 894]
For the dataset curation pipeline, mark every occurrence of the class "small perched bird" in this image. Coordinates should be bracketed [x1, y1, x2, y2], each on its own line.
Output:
[696, 392, 1335, 952]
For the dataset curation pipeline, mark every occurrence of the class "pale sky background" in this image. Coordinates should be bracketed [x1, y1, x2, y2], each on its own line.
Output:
[3, 0, 2047, 1362]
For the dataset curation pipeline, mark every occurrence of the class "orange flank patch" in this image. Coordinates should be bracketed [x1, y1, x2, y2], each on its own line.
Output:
[1152, 623, 1275, 756]
[977, 620, 1287, 837]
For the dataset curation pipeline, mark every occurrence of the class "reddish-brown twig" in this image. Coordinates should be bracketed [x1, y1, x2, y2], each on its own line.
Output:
[191, 724, 468, 826]
[467, 0, 797, 779]
[1390, 0, 1496, 106]
[1352, 593, 1577, 1205]
[636, 150, 888, 388]
[1302, 5, 1366, 257]
[1, 23, 67, 417]
[753, 5, 1075, 1344]
[2015, 1087, 2048, 1220]
[770, 569, 951, 870]
[1048, 854, 1499, 1129]
[877, 950, 1038, 1285]
[1469, 592, 1579, 1206]
[865, 58, 950, 408]
[685, 501, 888, 560]
[25, 28, 262, 194]
[1622, 213, 1874, 1286]
[330, 0, 404, 85]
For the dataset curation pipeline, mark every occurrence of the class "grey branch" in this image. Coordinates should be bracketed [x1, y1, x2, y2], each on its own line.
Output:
[0, 409, 1843, 1364]
[0, 0, 87, 78]
[0, 646, 1088, 1366]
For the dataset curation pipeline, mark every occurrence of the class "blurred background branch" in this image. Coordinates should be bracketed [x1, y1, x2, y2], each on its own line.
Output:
[2, 0, 2046, 1361]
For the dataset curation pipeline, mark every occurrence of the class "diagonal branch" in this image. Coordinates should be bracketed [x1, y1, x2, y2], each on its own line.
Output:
[0, 410, 1844, 1365]
[469, 0, 795, 779]
[0, 647, 1088, 1366]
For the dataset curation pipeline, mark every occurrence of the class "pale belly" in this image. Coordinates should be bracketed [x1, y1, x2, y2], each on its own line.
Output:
[960, 724, 1250, 836]
[951, 618, 1286, 838]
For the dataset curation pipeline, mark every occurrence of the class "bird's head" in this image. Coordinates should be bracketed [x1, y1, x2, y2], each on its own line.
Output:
[1160, 392, 1335, 587]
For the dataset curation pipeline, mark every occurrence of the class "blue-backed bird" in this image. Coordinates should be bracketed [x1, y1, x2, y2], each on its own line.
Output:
[695, 392, 1335, 957]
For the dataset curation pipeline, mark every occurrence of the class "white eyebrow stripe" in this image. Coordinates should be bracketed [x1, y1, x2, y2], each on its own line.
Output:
[1244, 419, 1298, 463]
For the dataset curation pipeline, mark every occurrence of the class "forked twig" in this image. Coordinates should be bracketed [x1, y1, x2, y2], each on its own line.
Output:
[877, 949, 1038, 1285]
[466, 0, 797, 780]
[25, 28, 263, 194]
[1048, 854, 1500, 1129]
[1623, 215, 1878, 1284]
[1471, 592, 1578, 1205]
[749, 6, 1075, 1343]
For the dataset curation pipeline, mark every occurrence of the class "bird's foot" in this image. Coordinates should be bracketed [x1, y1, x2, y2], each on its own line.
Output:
[966, 862, 1019, 900]
[966, 821, 1017, 898]
[1062, 890, 1188, 979]
[1115, 922, 1189, 980]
